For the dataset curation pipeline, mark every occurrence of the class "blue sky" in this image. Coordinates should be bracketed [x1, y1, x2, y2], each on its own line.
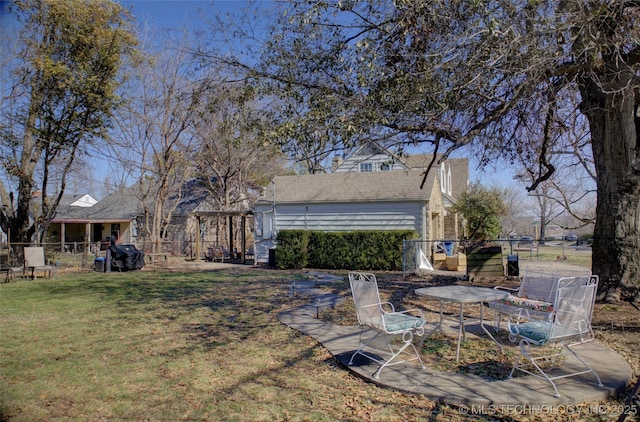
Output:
[3, 1, 517, 192]
[119, 0, 257, 29]
[114, 1, 519, 187]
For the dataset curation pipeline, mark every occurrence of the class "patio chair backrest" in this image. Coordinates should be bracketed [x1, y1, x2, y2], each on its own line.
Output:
[24, 247, 46, 267]
[518, 269, 561, 302]
[518, 268, 592, 302]
[349, 272, 384, 331]
[550, 275, 598, 342]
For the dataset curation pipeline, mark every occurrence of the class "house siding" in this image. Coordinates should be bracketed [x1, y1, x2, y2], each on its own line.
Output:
[252, 156, 454, 266]
[429, 182, 445, 240]
[254, 201, 425, 263]
[333, 153, 408, 173]
[274, 203, 422, 231]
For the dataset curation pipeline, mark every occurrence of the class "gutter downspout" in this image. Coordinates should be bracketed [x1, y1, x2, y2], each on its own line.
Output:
[271, 180, 277, 242]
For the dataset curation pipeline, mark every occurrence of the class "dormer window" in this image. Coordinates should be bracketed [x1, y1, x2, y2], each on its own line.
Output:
[360, 163, 373, 172]
[439, 163, 453, 195]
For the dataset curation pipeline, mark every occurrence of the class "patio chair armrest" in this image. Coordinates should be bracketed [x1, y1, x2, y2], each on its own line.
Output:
[494, 285, 518, 293]
[393, 308, 426, 320]
[379, 301, 396, 313]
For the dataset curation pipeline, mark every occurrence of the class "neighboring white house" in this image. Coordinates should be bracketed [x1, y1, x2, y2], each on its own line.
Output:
[333, 143, 468, 239]
[68, 193, 98, 207]
[252, 143, 469, 265]
[49, 182, 254, 259]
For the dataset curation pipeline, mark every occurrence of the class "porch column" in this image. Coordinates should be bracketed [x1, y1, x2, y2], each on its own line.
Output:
[83, 222, 91, 267]
[60, 223, 66, 253]
[241, 215, 246, 263]
[195, 215, 201, 261]
[228, 215, 234, 258]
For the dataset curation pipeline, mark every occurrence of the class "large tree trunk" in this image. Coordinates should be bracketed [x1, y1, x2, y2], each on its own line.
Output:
[11, 130, 41, 244]
[582, 78, 640, 303]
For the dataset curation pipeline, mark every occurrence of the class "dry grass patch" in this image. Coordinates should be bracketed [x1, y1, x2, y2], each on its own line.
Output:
[2, 267, 638, 421]
[1, 268, 484, 421]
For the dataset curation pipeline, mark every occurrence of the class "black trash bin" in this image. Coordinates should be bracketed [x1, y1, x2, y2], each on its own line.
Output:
[268, 248, 276, 268]
[507, 254, 519, 277]
[94, 257, 106, 272]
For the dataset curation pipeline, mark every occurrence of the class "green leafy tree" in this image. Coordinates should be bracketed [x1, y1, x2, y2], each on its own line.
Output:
[0, 0, 137, 244]
[454, 182, 507, 240]
[212, 0, 639, 302]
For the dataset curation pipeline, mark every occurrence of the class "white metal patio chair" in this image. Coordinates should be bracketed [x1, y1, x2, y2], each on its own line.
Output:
[347, 271, 429, 379]
[489, 268, 591, 331]
[507, 275, 603, 397]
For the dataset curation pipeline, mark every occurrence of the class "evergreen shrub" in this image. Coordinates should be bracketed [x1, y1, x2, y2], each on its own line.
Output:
[275, 230, 418, 270]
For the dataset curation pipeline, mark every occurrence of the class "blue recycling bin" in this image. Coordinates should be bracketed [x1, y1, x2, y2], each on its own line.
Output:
[443, 241, 454, 256]
[94, 257, 106, 272]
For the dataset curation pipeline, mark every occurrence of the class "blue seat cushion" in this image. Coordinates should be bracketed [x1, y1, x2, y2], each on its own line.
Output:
[383, 313, 425, 332]
[509, 320, 552, 344]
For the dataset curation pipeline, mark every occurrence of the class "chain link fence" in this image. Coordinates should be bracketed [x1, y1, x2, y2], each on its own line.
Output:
[403, 238, 592, 279]
[4, 236, 590, 277]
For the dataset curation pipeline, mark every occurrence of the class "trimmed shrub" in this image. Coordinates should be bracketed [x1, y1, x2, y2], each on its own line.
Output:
[274, 230, 310, 269]
[275, 230, 418, 270]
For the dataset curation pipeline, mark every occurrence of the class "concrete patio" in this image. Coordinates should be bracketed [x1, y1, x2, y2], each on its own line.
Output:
[277, 273, 632, 407]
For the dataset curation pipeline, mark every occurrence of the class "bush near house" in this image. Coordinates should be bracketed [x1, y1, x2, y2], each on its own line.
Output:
[275, 230, 418, 270]
[273, 230, 311, 269]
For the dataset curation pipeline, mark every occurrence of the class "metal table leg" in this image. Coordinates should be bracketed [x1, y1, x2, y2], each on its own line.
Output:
[480, 302, 504, 353]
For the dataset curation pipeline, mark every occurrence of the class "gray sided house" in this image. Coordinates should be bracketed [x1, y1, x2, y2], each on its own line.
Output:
[49, 181, 253, 259]
[49, 190, 142, 251]
[253, 170, 445, 264]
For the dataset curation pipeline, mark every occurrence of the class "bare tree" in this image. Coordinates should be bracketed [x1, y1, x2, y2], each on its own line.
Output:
[190, 83, 287, 245]
[498, 184, 527, 239]
[113, 34, 203, 253]
[514, 89, 597, 235]
[530, 182, 560, 244]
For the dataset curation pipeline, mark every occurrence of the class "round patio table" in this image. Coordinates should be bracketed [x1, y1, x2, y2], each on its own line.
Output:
[414, 285, 509, 361]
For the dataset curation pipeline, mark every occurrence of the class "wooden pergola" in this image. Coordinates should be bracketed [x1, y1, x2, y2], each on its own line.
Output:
[193, 210, 254, 263]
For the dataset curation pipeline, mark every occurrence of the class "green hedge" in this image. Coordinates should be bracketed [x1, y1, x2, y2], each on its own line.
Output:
[274, 230, 418, 270]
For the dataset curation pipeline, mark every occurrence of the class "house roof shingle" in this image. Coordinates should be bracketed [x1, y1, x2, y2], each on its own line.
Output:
[402, 155, 469, 198]
[51, 187, 141, 223]
[257, 170, 438, 204]
[50, 179, 240, 223]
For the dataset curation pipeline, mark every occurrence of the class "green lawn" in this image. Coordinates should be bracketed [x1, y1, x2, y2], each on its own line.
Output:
[1, 268, 477, 421]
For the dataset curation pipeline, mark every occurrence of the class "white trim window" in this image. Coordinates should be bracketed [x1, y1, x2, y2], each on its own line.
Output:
[360, 163, 373, 172]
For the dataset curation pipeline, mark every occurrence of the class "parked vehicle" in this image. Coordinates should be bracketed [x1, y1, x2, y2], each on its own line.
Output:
[517, 236, 538, 249]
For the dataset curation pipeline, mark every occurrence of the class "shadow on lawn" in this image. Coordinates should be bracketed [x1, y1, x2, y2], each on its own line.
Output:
[27, 269, 305, 348]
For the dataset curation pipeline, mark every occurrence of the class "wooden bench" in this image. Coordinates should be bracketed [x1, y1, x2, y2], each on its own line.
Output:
[1, 266, 29, 282]
[2, 267, 13, 282]
[206, 246, 228, 262]
[145, 253, 170, 264]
